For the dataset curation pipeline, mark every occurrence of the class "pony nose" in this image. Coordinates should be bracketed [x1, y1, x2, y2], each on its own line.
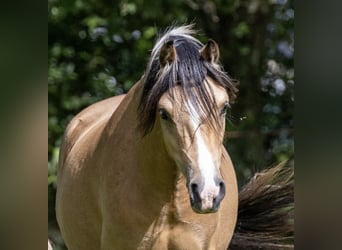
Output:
[189, 180, 226, 213]
[213, 181, 225, 210]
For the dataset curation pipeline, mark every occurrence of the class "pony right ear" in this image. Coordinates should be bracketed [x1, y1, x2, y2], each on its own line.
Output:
[159, 40, 176, 67]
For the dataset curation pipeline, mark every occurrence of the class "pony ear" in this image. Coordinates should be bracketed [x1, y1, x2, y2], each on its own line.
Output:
[159, 40, 176, 67]
[200, 39, 220, 64]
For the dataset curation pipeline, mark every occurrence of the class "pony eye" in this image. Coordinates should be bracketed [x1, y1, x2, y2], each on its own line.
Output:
[159, 109, 171, 121]
[220, 102, 230, 116]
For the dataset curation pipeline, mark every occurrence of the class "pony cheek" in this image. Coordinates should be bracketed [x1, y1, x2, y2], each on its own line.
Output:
[160, 133, 189, 175]
[218, 120, 226, 142]
[160, 131, 180, 160]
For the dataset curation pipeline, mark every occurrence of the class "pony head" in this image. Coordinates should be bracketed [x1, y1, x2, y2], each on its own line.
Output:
[138, 25, 237, 213]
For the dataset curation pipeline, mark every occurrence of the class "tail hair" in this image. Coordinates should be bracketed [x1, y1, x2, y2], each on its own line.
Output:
[229, 160, 294, 250]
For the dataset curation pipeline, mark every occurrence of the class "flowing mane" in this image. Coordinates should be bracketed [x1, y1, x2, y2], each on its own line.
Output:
[138, 25, 238, 135]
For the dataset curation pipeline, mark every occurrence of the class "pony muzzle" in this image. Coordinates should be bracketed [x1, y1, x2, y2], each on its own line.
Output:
[189, 180, 226, 213]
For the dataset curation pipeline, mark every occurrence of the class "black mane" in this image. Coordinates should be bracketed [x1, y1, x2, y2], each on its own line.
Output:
[138, 25, 238, 135]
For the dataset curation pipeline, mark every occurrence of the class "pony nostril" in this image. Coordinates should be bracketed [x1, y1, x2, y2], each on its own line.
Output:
[190, 183, 201, 204]
[191, 183, 198, 193]
[218, 181, 226, 197]
[211, 181, 226, 210]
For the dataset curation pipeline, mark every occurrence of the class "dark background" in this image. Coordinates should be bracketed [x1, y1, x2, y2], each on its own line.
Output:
[48, 0, 293, 248]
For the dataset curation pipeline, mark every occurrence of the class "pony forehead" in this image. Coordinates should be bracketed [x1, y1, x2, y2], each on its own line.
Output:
[158, 77, 229, 108]
[157, 77, 229, 127]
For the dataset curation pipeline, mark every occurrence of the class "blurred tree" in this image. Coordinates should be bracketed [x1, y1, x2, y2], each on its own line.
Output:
[48, 0, 293, 248]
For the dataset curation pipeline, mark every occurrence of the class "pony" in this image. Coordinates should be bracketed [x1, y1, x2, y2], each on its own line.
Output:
[55, 25, 293, 250]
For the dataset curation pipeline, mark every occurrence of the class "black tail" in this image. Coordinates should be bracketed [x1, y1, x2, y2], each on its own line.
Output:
[229, 160, 294, 250]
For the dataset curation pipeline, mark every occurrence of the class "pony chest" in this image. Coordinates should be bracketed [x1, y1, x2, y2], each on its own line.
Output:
[138, 204, 219, 250]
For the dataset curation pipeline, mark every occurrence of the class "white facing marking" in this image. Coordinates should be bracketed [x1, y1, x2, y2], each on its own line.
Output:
[186, 101, 219, 208]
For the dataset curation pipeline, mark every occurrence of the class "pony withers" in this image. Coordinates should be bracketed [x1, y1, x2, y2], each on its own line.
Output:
[56, 25, 239, 249]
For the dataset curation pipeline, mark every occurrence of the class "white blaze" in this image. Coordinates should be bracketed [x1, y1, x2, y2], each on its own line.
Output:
[187, 101, 219, 209]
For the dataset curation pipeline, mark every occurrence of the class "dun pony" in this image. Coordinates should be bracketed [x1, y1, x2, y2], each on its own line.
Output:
[55, 24, 293, 250]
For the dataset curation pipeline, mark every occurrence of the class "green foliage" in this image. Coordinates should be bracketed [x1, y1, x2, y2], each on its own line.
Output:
[48, 0, 293, 248]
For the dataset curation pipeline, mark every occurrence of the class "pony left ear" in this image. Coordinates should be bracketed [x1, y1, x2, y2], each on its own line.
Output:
[159, 40, 177, 67]
[200, 39, 220, 64]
